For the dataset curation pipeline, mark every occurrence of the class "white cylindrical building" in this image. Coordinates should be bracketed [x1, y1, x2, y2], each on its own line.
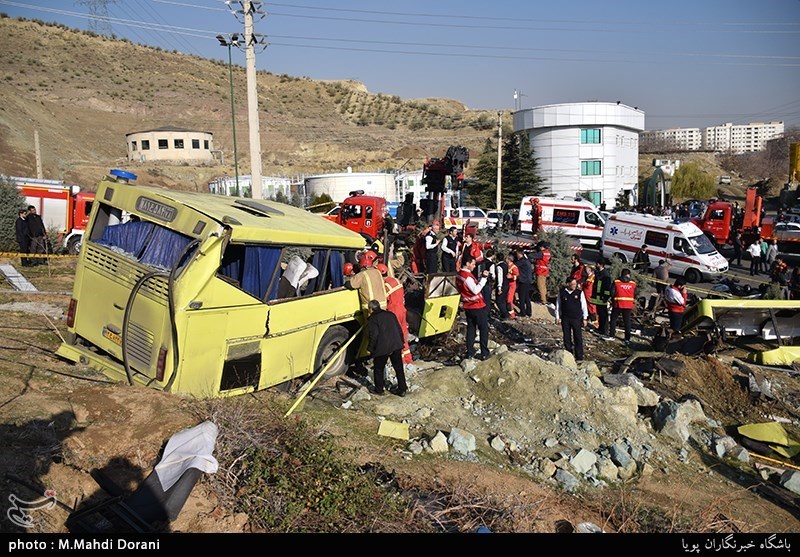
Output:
[303, 170, 398, 204]
[513, 102, 645, 208]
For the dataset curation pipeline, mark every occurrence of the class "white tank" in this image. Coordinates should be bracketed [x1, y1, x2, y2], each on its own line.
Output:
[304, 172, 398, 203]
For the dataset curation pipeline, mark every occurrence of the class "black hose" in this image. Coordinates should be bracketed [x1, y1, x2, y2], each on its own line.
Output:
[122, 271, 164, 386]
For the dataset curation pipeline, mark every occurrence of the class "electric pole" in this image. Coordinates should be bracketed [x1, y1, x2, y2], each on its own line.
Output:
[34, 130, 43, 179]
[496, 111, 502, 212]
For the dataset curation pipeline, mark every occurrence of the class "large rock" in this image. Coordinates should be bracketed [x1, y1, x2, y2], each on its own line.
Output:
[580, 360, 602, 378]
[652, 399, 706, 443]
[538, 458, 557, 478]
[494, 344, 509, 355]
[461, 359, 477, 374]
[729, 445, 750, 463]
[610, 443, 632, 468]
[429, 431, 449, 453]
[780, 471, 800, 495]
[448, 427, 477, 455]
[549, 349, 577, 370]
[490, 435, 506, 452]
[350, 388, 372, 402]
[596, 457, 619, 482]
[618, 461, 637, 481]
[570, 449, 598, 475]
[714, 435, 737, 458]
[555, 469, 580, 491]
[610, 373, 660, 407]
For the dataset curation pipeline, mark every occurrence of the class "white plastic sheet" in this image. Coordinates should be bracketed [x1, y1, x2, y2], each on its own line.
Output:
[154, 421, 219, 491]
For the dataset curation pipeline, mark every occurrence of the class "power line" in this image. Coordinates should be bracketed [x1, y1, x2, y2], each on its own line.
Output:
[134, 0, 203, 55]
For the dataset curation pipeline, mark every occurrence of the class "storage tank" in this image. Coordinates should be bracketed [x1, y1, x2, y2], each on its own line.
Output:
[304, 170, 398, 204]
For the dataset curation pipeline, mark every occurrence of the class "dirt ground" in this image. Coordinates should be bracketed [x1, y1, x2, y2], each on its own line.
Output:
[1, 258, 799, 534]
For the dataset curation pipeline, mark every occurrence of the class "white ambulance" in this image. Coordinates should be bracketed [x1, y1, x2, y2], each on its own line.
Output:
[518, 196, 606, 247]
[601, 212, 729, 283]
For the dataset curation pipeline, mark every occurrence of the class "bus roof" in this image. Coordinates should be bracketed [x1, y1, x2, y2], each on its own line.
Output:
[107, 182, 367, 248]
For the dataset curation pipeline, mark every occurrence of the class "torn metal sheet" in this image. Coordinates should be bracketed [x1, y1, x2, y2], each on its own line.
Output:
[738, 422, 800, 459]
[377, 420, 409, 440]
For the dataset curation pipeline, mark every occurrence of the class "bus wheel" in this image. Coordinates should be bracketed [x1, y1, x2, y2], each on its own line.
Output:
[614, 252, 627, 263]
[685, 268, 702, 284]
[314, 325, 352, 377]
[67, 235, 82, 255]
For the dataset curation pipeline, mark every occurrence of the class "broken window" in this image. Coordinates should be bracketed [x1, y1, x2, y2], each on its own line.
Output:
[93, 219, 195, 271]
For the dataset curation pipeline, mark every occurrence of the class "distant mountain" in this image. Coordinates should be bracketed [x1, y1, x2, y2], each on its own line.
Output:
[0, 16, 499, 190]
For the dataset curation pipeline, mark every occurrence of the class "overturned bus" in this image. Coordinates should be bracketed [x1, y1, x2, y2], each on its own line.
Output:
[57, 171, 459, 397]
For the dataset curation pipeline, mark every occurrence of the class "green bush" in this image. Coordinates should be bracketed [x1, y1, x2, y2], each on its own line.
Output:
[0, 177, 26, 252]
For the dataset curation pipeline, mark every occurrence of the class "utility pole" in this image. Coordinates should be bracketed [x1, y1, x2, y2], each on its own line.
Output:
[496, 111, 502, 212]
[216, 34, 240, 194]
[227, 1, 267, 199]
[34, 130, 43, 179]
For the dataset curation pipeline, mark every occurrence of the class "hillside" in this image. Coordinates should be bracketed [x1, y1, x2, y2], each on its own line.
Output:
[0, 16, 498, 190]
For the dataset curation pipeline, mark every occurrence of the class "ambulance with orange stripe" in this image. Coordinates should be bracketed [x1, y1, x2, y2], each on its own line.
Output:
[518, 196, 605, 247]
[600, 212, 728, 283]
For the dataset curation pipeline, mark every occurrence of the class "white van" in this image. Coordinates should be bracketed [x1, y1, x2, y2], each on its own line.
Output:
[518, 196, 605, 246]
[443, 206, 488, 229]
[601, 212, 728, 283]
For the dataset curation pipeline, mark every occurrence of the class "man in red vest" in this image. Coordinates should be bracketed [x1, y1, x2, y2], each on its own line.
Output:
[456, 254, 491, 360]
[378, 263, 413, 364]
[609, 268, 636, 344]
[529, 241, 551, 305]
[663, 277, 688, 333]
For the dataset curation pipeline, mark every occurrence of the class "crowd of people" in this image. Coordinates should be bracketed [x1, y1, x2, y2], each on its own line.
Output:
[14, 205, 48, 266]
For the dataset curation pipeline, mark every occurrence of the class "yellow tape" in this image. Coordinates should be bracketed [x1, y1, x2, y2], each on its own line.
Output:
[0, 253, 78, 258]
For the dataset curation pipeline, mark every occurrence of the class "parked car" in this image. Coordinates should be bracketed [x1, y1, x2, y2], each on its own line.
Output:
[486, 210, 506, 230]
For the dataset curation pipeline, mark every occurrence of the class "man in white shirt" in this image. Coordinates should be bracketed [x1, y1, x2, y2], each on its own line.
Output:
[424, 221, 441, 274]
[747, 240, 761, 276]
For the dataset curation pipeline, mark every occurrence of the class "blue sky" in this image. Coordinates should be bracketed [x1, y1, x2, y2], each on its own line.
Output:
[3, 0, 799, 130]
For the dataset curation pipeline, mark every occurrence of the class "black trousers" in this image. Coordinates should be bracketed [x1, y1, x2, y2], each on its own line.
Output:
[496, 287, 510, 319]
[750, 256, 760, 276]
[596, 304, 609, 335]
[482, 281, 493, 308]
[730, 246, 741, 266]
[517, 282, 532, 317]
[17, 241, 31, 267]
[464, 306, 489, 359]
[426, 251, 438, 274]
[668, 311, 684, 333]
[561, 317, 584, 360]
[373, 349, 407, 393]
[609, 307, 633, 340]
[441, 255, 456, 273]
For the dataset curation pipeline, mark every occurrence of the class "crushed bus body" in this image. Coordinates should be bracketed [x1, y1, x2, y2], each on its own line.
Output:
[56, 171, 459, 398]
[682, 299, 800, 366]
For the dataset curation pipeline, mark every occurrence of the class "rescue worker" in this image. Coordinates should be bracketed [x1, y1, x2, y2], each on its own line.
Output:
[528, 241, 551, 305]
[555, 276, 588, 361]
[514, 248, 533, 317]
[609, 268, 636, 344]
[632, 244, 650, 272]
[365, 299, 408, 397]
[569, 254, 586, 284]
[440, 226, 459, 272]
[456, 254, 490, 360]
[581, 264, 597, 329]
[348, 250, 386, 311]
[460, 233, 483, 270]
[424, 221, 441, 274]
[590, 259, 613, 337]
[495, 251, 510, 319]
[378, 263, 413, 364]
[505, 253, 519, 319]
[663, 277, 688, 333]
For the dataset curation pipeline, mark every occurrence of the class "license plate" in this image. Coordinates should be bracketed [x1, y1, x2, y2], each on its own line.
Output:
[103, 327, 123, 346]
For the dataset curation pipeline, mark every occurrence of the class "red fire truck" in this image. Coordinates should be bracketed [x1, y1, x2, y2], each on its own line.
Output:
[691, 187, 762, 247]
[13, 177, 94, 254]
[321, 190, 387, 244]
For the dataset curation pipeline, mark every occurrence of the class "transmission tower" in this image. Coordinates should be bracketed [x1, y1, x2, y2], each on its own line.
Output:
[75, 0, 117, 35]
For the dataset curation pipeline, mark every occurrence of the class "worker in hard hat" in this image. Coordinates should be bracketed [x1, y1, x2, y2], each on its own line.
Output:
[348, 250, 387, 311]
[378, 263, 413, 364]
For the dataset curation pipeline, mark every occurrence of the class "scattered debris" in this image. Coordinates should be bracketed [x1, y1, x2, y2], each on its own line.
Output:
[569, 449, 597, 475]
[378, 420, 409, 440]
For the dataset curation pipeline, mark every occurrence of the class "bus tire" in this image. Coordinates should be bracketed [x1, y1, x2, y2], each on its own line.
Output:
[67, 235, 82, 255]
[685, 268, 702, 284]
[314, 325, 352, 377]
[614, 252, 627, 263]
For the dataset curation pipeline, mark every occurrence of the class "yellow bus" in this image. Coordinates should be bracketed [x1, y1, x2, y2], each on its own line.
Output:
[57, 171, 460, 397]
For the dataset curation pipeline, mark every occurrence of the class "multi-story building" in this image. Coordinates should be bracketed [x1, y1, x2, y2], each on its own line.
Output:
[640, 127, 703, 151]
[704, 121, 784, 154]
[513, 102, 645, 209]
[641, 121, 784, 154]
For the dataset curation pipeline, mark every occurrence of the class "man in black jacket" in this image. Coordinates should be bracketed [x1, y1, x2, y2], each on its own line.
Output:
[591, 259, 613, 337]
[26, 205, 47, 266]
[632, 244, 650, 272]
[365, 299, 408, 397]
[15, 209, 31, 267]
[514, 248, 533, 317]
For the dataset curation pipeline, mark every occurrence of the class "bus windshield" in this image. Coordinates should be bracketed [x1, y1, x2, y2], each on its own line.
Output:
[688, 234, 716, 255]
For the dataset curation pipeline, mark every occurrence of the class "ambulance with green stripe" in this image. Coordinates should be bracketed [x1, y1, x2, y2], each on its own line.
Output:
[600, 212, 728, 283]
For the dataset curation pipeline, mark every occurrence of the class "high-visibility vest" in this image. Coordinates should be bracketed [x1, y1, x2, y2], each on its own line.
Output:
[589, 271, 611, 306]
[507, 262, 519, 282]
[665, 285, 687, 314]
[456, 269, 486, 310]
[582, 275, 596, 310]
[535, 249, 550, 276]
[612, 279, 636, 309]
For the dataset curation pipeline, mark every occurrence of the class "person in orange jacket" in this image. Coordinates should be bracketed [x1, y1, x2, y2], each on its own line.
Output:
[505, 253, 519, 318]
[377, 263, 413, 364]
[609, 268, 636, 344]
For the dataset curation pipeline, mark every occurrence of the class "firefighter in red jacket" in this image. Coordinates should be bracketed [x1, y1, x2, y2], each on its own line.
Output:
[664, 276, 688, 333]
[378, 263, 413, 364]
[529, 241, 551, 304]
[505, 253, 519, 318]
[456, 254, 490, 360]
[609, 268, 636, 344]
